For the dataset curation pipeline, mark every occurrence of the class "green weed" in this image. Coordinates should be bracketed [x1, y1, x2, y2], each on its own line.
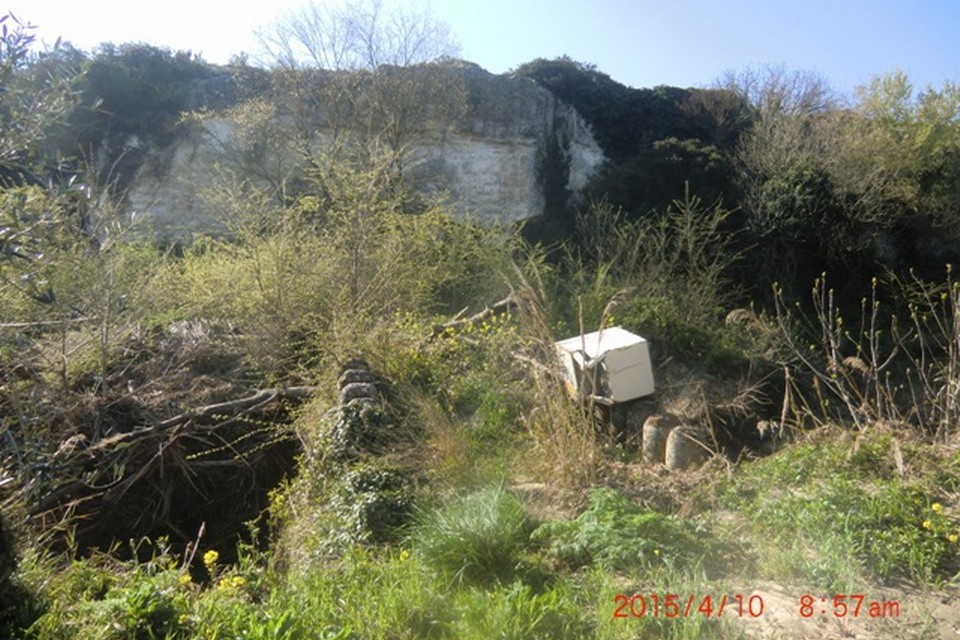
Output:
[452, 581, 593, 639]
[723, 429, 960, 588]
[533, 488, 710, 573]
[29, 551, 191, 640]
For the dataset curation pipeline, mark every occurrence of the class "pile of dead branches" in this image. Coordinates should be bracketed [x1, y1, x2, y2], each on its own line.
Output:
[1, 320, 316, 556]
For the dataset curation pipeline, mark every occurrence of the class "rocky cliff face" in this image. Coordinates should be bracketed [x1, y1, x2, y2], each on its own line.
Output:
[123, 62, 604, 239]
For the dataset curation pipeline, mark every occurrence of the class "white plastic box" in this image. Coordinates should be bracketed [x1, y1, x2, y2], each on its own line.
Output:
[554, 327, 655, 404]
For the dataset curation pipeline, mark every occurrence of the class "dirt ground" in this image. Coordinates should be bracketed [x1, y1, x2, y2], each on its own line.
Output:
[730, 580, 960, 639]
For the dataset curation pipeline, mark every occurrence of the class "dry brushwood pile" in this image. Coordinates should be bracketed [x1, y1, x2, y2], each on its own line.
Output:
[1, 320, 314, 557]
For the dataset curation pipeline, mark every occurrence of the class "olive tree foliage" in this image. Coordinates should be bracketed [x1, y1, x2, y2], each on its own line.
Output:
[0, 14, 162, 401]
[0, 13, 82, 294]
[0, 14, 72, 174]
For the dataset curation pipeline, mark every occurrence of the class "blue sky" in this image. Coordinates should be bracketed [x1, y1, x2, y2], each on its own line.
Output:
[7, 0, 960, 99]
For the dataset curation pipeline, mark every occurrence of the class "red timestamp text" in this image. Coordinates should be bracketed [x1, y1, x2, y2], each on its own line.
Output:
[798, 594, 901, 619]
[613, 594, 765, 619]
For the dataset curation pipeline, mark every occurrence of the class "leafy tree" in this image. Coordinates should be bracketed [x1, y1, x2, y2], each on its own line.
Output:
[730, 67, 960, 299]
[726, 66, 839, 210]
[76, 44, 210, 149]
[838, 71, 960, 226]
[724, 67, 871, 299]
[514, 56, 750, 234]
[0, 15, 157, 344]
[515, 57, 751, 162]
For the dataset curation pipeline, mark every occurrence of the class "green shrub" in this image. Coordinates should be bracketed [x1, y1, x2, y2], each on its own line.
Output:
[532, 488, 704, 572]
[29, 552, 191, 640]
[557, 191, 745, 370]
[414, 486, 532, 585]
[447, 357, 527, 448]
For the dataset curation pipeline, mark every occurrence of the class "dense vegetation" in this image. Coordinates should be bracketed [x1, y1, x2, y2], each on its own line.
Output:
[514, 56, 748, 221]
[1, 11, 959, 640]
[516, 57, 960, 304]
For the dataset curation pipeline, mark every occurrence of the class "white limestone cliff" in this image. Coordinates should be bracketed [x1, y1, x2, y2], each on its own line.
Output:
[124, 63, 605, 238]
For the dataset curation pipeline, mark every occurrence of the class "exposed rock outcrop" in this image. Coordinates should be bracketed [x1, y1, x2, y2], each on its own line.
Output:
[123, 62, 604, 239]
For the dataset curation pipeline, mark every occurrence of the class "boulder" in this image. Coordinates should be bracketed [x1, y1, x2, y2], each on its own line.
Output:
[339, 382, 379, 405]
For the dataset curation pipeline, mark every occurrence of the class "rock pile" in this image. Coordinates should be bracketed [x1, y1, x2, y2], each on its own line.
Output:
[326, 359, 394, 463]
[321, 359, 411, 545]
[337, 358, 383, 406]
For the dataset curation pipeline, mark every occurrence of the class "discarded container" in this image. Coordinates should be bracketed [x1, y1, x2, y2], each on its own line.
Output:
[554, 327, 655, 404]
[665, 424, 709, 470]
[642, 414, 679, 464]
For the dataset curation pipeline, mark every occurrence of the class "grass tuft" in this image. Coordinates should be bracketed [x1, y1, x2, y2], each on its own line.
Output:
[413, 486, 532, 586]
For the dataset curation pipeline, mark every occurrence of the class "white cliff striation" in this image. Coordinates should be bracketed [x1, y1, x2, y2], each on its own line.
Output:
[124, 62, 605, 239]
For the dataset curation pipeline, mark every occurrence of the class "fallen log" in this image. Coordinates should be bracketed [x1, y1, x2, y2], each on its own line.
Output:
[431, 295, 518, 338]
[154, 386, 319, 430]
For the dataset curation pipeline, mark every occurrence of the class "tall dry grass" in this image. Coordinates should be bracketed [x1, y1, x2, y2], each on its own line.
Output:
[509, 261, 606, 490]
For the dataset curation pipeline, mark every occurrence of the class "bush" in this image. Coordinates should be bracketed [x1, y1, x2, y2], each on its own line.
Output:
[532, 488, 703, 572]
[414, 486, 532, 585]
[164, 182, 521, 381]
[28, 550, 192, 640]
[555, 191, 745, 370]
[332, 462, 413, 545]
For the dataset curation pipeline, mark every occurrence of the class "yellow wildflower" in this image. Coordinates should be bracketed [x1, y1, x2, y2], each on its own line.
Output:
[203, 549, 219, 566]
[932, 503, 944, 514]
[216, 575, 247, 591]
[922, 520, 933, 530]
[178, 574, 192, 586]
[949, 533, 959, 544]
